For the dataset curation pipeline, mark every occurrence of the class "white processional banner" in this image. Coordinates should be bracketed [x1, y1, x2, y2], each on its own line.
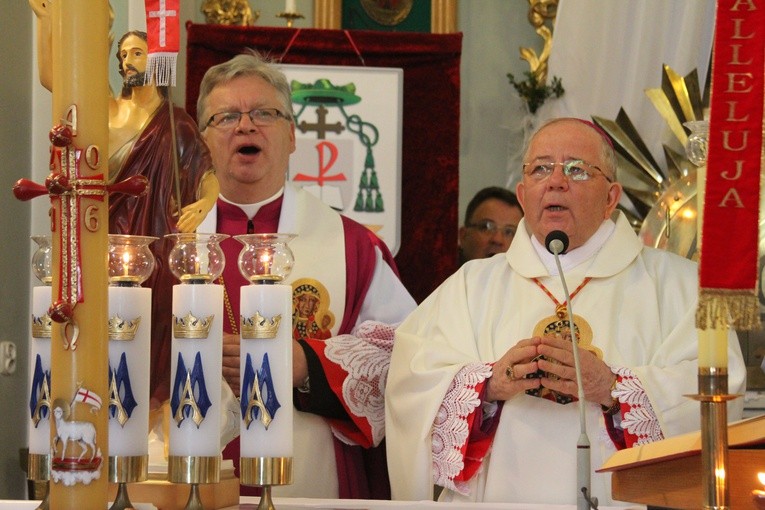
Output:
[279, 64, 404, 255]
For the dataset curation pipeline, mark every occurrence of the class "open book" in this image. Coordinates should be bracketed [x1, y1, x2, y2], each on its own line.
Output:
[598, 413, 765, 472]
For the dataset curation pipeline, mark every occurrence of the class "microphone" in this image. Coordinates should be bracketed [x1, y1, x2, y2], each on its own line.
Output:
[544, 231, 598, 510]
[546, 229, 569, 256]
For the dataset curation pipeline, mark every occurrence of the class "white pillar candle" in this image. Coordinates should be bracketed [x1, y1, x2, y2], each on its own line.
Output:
[239, 283, 293, 458]
[285, 0, 297, 13]
[695, 156, 729, 369]
[107, 286, 151, 457]
[28, 286, 52, 456]
[698, 327, 729, 369]
[169, 283, 223, 457]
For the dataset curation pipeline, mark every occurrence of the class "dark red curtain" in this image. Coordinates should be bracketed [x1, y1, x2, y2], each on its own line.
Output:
[186, 23, 461, 303]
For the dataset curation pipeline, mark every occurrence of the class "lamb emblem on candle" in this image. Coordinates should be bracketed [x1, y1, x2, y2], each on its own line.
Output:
[108, 353, 138, 427]
[171, 351, 213, 427]
[49, 389, 104, 485]
[241, 352, 281, 429]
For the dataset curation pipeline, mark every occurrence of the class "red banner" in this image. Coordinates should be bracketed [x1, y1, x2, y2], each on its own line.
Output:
[144, 0, 180, 86]
[698, 0, 764, 330]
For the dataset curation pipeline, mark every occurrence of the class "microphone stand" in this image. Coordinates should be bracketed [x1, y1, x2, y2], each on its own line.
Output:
[550, 241, 598, 510]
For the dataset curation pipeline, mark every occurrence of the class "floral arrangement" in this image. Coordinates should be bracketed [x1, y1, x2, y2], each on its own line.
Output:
[507, 71, 564, 114]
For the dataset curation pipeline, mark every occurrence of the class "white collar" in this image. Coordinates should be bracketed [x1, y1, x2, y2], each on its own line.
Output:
[219, 187, 284, 219]
[530, 220, 616, 276]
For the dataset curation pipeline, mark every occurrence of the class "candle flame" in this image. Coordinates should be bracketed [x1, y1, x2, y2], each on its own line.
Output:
[259, 251, 272, 275]
[758, 472, 765, 485]
[122, 251, 130, 276]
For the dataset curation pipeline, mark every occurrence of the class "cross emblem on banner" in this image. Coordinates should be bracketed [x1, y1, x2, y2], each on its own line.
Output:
[147, 0, 177, 48]
[14, 123, 148, 349]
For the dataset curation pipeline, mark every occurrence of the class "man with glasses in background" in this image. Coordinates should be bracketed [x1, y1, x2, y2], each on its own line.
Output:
[386, 117, 746, 504]
[459, 186, 523, 265]
[196, 52, 416, 499]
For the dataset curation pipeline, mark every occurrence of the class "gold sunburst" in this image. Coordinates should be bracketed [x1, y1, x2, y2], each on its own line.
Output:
[592, 64, 706, 261]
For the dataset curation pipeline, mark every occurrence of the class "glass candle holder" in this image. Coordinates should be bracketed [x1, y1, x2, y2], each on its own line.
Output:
[108, 235, 158, 287]
[166, 233, 229, 284]
[31, 234, 53, 285]
[684, 120, 709, 167]
[234, 233, 296, 284]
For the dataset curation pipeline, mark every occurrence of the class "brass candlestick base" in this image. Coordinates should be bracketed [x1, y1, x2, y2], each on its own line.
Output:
[687, 367, 741, 510]
[35, 488, 50, 510]
[258, 485, 276, 510]
[276, 11, 304, 27]
[168, 455, 221, 510]
[108, 455, 149, 510]
[183, 483, 205, 510]
[27, 453, 50, 510]
[241, 457, 293, 510]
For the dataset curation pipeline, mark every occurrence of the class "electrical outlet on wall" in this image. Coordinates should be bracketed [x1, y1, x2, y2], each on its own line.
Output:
[0, 341, 17, 375]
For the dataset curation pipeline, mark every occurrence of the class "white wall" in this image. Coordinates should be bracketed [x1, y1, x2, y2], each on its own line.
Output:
[458, 0, 539, 223]
[0, 0, 34, 499]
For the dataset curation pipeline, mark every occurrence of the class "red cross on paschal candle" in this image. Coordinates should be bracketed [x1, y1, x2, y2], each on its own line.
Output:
[14, 122, 148, 349]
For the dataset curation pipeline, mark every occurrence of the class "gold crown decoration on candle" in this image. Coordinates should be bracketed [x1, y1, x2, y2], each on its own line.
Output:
[32, 313, 53, 338]
[241, 312, 282, 339]
[108, 315, 141, 341]
[173, 312, 215, 339]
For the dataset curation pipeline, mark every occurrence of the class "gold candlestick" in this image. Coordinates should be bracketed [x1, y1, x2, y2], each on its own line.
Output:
[276, 11, 305, 28]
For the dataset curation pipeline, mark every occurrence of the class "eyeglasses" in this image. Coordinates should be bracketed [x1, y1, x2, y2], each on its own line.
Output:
[205, 108, 291, 129]
[522, 159, 613, 183]
[466, 220, 517, 239]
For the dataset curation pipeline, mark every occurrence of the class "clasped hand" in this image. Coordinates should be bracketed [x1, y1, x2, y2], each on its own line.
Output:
[486, 335, 615, 407]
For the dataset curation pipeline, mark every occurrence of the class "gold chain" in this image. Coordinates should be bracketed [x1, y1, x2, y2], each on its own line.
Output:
[218, 274, 238, 335]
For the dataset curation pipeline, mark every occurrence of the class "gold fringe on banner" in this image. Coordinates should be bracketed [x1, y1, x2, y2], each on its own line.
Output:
[696, 289, 761, 331]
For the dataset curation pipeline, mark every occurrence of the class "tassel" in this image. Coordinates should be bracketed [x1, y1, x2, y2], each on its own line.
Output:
[696, 289, 761, 331]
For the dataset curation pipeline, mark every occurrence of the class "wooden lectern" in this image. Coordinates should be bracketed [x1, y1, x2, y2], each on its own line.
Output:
[598, 414, 765, 509]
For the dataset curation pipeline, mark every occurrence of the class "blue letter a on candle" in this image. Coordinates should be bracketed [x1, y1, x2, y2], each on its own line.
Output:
[241, 352, 281, 429]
